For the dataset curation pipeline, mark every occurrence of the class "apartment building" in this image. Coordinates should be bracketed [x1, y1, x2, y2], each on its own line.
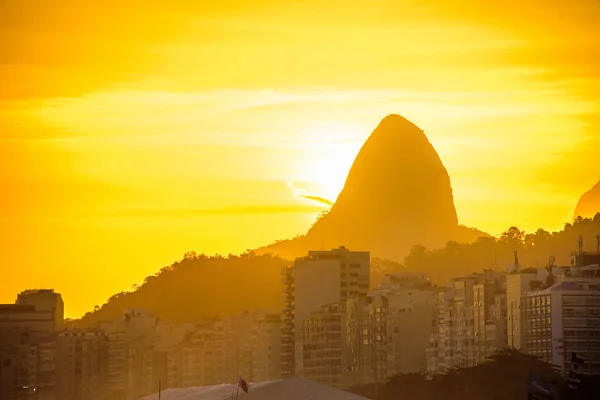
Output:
[97, 308, 158, 400]
[385, 288, 437, 375]
[507, 269, 539, 350]
[426, 271, 507, 375]
[426, 289, 452, 374]
[53, 331, 108, 400]
[246, 312, 282, 382]
[167, 320, 235, 388]
[2, 297, 272, 399]
[0, 330, 108, 400]
[0, 290, 64, 345]
[164, 310, 282, 388]
[473, 270, 508, 364]
[0, 290, 66, 400]
[302, 303, 346, 388]
[16, 290, 64, 332]
[346, 296, 385, 388]
[176, 319, 238, 387]
[449, 275, 479, 368]
[281, 247, 370, 378]
[346, 275, 436, 386]
[524, 264, 600, 376]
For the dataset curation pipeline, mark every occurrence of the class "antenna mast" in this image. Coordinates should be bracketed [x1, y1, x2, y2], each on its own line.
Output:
[513, 250, 520, 273]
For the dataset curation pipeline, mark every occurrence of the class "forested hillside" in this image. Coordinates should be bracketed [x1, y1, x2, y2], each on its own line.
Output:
[78, 213, 600, 326]
[78, 252, 288, 326]
[403, 213, 600, 284]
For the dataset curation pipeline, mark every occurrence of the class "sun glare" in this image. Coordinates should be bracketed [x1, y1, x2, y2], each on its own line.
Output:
[298, 122, 365, 203]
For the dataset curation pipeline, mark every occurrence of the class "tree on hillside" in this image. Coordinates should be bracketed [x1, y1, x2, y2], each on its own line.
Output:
[78, 253, 289, 327]
[403, 213, 600, 284]
[500, 226, 525, 249]
[78, 214, 600, 326]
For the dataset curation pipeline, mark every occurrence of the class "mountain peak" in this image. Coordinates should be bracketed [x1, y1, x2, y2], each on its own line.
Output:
[379, 114, 418, 129]
[259, 114, 468, 260]
[372, 114, 424, 139]
[573, 178, 600, 220]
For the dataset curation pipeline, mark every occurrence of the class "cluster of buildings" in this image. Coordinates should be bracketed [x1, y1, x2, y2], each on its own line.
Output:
[2, 240, 600, 399]
[282, 247, 438, 390]
[426, 239, 600, 378]
[0, 293, 281, 400]
[282, 243, 600, 388]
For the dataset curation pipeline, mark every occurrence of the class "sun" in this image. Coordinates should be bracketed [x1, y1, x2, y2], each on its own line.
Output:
[298, 122, 365, 203]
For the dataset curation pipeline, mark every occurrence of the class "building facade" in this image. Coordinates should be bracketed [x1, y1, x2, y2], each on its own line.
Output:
[524, 264, 600, 376]
[281, 247, 370, 379]
[302, 303, 346, 388]
[426, 271, 507, 375]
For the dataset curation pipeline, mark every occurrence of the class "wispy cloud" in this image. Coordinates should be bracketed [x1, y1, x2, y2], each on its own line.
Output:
[110, 205, 326, 217]
[0, 205, 326, 223]
[300, 195, 334, 206]
[286, 181, 334, 207]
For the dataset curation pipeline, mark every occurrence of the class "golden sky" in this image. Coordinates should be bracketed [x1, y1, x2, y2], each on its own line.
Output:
[2, 0, 599, 317]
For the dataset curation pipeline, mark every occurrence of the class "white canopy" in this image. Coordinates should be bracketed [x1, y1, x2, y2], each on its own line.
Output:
[138, 377, 371, 400]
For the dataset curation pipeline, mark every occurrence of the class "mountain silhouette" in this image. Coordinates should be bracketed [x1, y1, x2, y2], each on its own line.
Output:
[258, 114, 483, 260]
[573, 178, 600, 220]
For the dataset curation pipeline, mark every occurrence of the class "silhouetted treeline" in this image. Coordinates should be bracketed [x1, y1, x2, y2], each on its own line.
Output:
[403, 213, 600, 285]
[79, 252, 287, 326]
[78, 214, 600, 325]
[348, 350, 600, 400]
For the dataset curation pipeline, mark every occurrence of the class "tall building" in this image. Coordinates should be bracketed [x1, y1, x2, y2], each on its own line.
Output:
[0, 305, 56, 347]
[302, 303, 346, 388]
[97, 308, 158, 400]
[426, 271, 507, 375]
[0, 330, 108, 400]
[506, 270, 539, 349]
[473, 270, 507, 364]
[348, 274, 437, 386]
[16, 290, 64, 332]
[281, 247, 370, 379]
[524, 264, 600, 376]
[0, 290, 64, 348]
[245, 312, 282, 382]
[164, 310, 282, 388]
[449, 275, 480, 368]
[176, 319, 237, 387]
[384, 287, 437, 375]
[426, 289, 453, 374]
[0, 290, 65, 400]
[346, 296, 385, 388]
[53, 330, 109, 400]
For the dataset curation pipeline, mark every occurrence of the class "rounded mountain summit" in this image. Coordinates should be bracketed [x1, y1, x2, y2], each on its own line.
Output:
[573, 178, 600, 220]
[258, 114, 483, 260]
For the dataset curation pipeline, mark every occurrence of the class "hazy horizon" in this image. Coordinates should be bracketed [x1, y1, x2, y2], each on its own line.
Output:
[2, 0, 600, 317]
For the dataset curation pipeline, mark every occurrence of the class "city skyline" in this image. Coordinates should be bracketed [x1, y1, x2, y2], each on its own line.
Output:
[4, 2, 600, 399]
[2, 1, 600, 317]
[2, 244, 599, 399]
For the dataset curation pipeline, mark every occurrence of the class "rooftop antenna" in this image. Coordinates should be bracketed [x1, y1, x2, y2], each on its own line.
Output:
[513, 249, 520, 273]
[578, 235, 584, 255]
[545, 256, 555, 276]
[544, 256, 556, 289]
